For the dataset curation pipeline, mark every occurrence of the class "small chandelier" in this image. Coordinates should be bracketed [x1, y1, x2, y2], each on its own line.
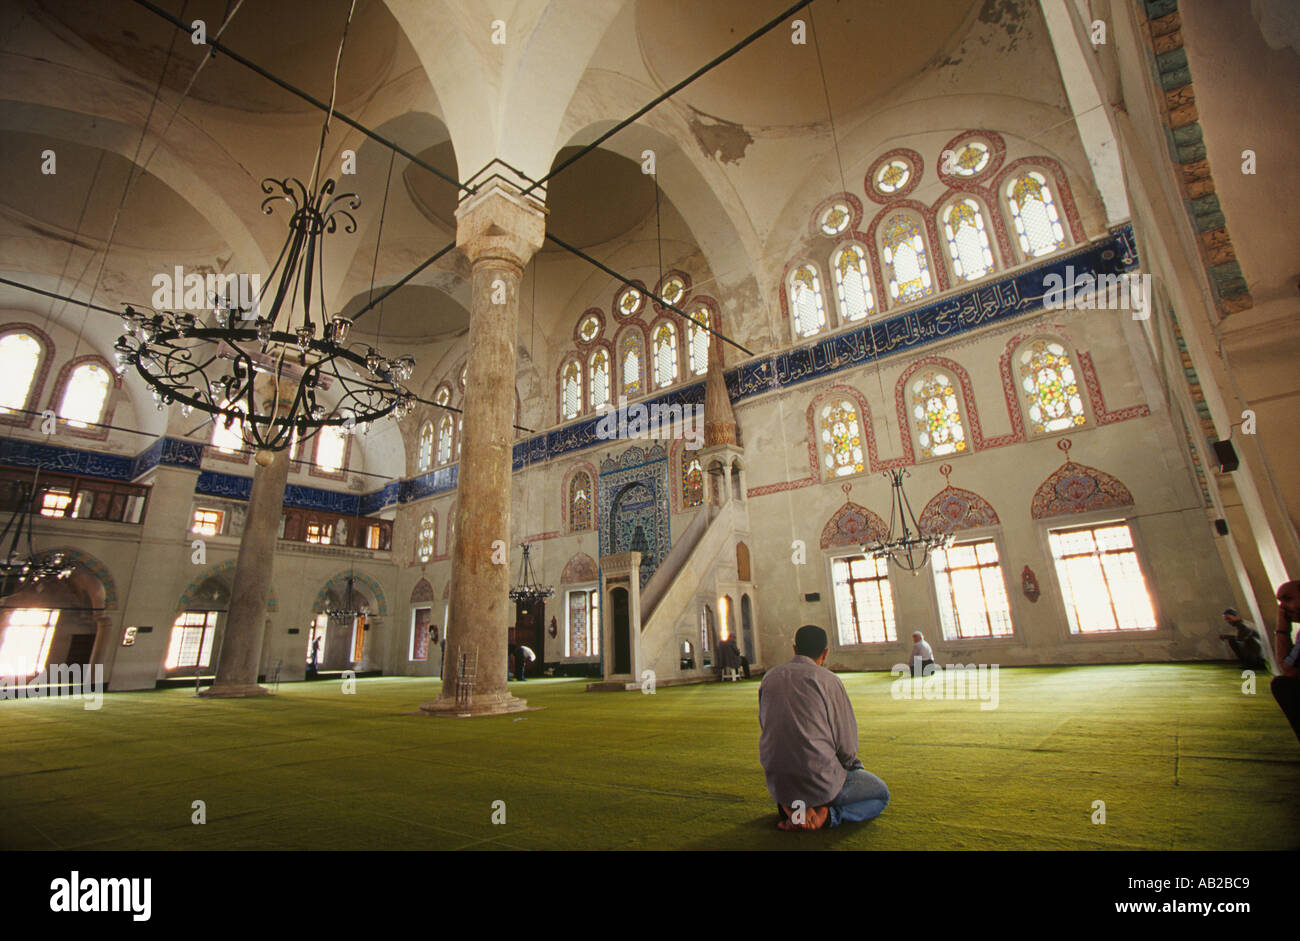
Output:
[325, 573, 368, 621]
[112, 3, 414, 454]
[864, 468, 953, 574]
[509, 544, 554, 606]
[0, 471, 75, 599]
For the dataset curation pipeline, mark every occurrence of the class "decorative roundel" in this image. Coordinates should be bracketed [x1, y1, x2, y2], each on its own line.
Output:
[615, 284, 645, 318]
[819, 202, 852, 236]
[875, 160, 911, 194]
[574, 308, 604, 345]
[936, 131, 1005, 184]
[434, 384, 452, 407]
[864, 149, 922, 202]
[654, 272, 690, 309]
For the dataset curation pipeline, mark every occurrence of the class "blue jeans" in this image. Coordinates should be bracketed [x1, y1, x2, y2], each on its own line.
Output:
[827, 767, 889, 828]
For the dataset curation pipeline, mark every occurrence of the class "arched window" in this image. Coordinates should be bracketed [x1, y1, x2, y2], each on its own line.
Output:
[417, 513, 435, 563]
[1006, 171, 1067, 257]
[652, 323, 679, 388]
[0, 332, 42, 416]
[832, 244, 875, 323]
[454, 416, 462, 460]
[687, 308, 710, 376]
[620, 332, 644, 399]
[417, 421, 434, 473]
[1019, 339, 1086, 433]
[681, 454, 703, 508]
[436, 415, 453, 465]
[211, 400, 244, 453]
[561, 360, 582, 420]
[819, 399, 865, 478]
[658, 275, 686, 307]
[569, 471, 593, 532]
[942, 199, 995, 282]
[315, 426, 347, 473]
[458, 364, 468, 391]
[910, 370, 968, 459]
[589, 348, 610, 411]
[881, 213, 933, 305]
[788, 264, 826, 338]
[58, 362, 111, 428]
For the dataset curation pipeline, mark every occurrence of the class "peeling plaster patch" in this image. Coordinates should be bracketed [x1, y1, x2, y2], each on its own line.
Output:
[688, 109, 753, 165]
[941, 0, 1028, 65]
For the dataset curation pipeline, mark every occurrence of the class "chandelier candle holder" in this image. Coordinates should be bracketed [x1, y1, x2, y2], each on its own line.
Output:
[116, 177, 416, 455]
[0, 472, 75, 599]
[864, 467, 954, 574]
[325, 573, 369, 621]
[509, 543, 554, 607]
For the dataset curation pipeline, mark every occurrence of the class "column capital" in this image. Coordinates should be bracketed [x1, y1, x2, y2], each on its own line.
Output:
[455, 182, 547, 271]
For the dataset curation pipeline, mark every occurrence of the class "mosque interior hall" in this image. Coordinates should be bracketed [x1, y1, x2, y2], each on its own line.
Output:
[0, 0, 1297, 852]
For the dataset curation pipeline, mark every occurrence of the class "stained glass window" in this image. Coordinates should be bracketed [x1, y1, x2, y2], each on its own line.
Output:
[211, 399, 243, 454]
[316, 426, 347, 472]
[436, 415, 453, 465]
[652, 323, 679, 388]
[881, 214, 934, 304]
[658, 276, 685, 307]
[617, 287, 643, 317]
[875, 159, 911, 195]
[417, 513, 435, 563]
[832, 244, 875, 322]
[434, 386, 450, 407]
[819, 202, 851, 236]
[682, 455, 703, 508]
[459, 364, 468, 390]
[789, 264, 826, 338]
[911, 371, 967, 458]
[0, 333, 41, 415]
[1007, 171, 1066, 257]
[943, 199, 995, 282]
[621, 332, 643, 398]
[819, 400, 865, 477]
[566, 588, 599, 658]
[562, 360, 582, 420]
[569, 471, 592, 532]
[455, 417, 462, 459]
[687, 308, 710, 376]
[589, 348, 610, 410]
[947, 141, 990, 177]
[578, 314, 601, 342]
[1019, 339, 1086, 433]
[418, 421, 434, 473]
[58, 363, 110, 428]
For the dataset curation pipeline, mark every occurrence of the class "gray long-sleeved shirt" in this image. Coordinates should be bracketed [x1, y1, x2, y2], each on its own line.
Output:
[758, 655, 859, 807]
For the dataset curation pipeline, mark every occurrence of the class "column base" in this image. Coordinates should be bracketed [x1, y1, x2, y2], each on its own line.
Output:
[419, 692, 528, 717]
[198, 683, 273, 699]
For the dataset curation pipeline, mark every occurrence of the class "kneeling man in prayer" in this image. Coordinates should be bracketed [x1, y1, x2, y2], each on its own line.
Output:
[759, 624, 890, 831]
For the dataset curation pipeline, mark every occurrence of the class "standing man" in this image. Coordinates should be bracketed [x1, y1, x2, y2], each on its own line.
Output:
[758, 625, 890, 831]
[1219, 608, 1266, 670]
[1271, 581, 1300, 743]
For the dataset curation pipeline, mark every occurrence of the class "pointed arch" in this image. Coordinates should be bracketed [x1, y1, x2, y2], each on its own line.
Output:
[178, 559, 277, 612]
[562, 461, 598, 534]
[918, 486, 1001, 535]
[1031, 456, 1135, 520]
[44, 547, 118, 609]
[894, 356, 984, 462]
[314, 571, 389, 618]
[560, 552, 598, 584]
[410, 578, 436, 604]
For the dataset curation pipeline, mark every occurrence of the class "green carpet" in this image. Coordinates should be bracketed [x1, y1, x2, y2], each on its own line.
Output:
[1, 663, 1296, 850]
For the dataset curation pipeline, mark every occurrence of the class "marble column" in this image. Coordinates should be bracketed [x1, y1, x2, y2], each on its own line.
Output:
[422, 183, 545, 717]
[200, 447, 290, 698]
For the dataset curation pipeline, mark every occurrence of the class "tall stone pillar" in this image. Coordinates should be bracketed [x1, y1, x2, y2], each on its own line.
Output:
[201, 447, 290, 697]
[423, 183, 545, 717]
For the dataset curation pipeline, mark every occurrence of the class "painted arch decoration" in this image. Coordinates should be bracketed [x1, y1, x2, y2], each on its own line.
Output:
[409, 578, 435, 604]
[1030, 439, 1134, 519]
[918, 464, 1000, 534]
[178, 559, 278, 612]
[819, 498, 888, 549]
[561, 552, 598, 584]
[313, 571, 389, 617]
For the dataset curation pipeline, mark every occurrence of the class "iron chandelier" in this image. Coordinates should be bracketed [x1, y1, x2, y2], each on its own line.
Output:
[0, 470, 75, 599]
[509, 543, 554, 606]
[325, 573, 369, 621]
[864, 468, 954, 574]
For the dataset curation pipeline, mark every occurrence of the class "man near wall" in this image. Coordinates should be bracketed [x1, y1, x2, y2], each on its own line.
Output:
[758, 624, 890, 831]
[1271, 581, 1300, 743]
[1219, 608, 1265, 670]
